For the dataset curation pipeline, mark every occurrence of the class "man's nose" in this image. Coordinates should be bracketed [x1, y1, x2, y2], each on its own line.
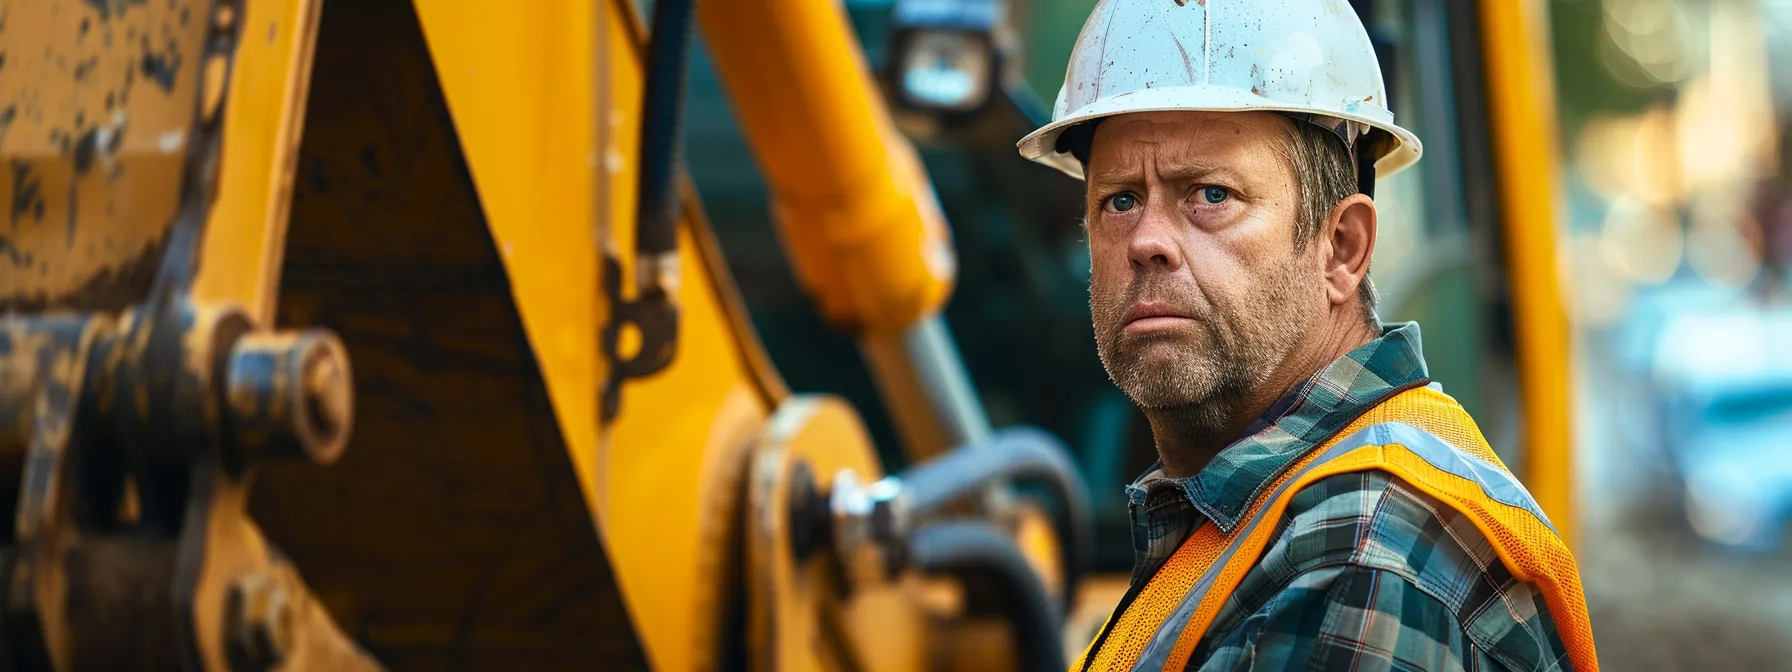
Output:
[1126, 210, 1183, 274]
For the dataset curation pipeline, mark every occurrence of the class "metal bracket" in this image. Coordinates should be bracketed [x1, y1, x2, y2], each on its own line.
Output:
[599, 253, 681, 424]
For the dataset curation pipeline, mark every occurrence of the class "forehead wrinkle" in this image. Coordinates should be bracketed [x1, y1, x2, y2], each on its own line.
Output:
[1091, 144, 1247, 192]
[1096, 121, 1259, 169]
[1125, 114, 1252, 146]
[1087, 112, 1293, 194]
[1152, 159, 1231, 184]
[1088, 140, 1160, 189]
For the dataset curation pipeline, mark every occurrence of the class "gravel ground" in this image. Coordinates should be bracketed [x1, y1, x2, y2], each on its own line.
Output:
[1580, 500, 1792, 670]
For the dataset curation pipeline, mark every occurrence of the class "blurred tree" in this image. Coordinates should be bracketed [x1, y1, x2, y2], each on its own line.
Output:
[1549, 0, 1675, 143]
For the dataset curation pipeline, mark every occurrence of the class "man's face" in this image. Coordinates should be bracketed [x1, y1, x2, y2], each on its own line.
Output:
[1085, 111, 1327, 414]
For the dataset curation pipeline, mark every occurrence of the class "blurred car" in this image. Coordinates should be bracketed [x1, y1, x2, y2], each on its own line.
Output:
[1646, 301, 1792, 549]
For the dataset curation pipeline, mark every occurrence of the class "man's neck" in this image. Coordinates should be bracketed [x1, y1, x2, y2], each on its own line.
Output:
[1149, 315, 1381, 478]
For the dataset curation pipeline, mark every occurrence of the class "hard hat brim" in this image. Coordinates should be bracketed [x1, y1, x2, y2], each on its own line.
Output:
[1017, 85, 1423, 183]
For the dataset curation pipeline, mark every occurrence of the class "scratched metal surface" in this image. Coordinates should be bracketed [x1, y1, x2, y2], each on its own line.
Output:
[247, 1, 650, 668]
[0, 0, 213, 311]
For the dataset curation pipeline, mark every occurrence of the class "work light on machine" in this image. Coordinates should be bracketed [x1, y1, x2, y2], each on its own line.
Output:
[885, 0, 1008, 135]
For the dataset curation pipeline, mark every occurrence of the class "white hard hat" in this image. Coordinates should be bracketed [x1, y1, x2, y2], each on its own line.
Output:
[1017, 0, 1422, 182]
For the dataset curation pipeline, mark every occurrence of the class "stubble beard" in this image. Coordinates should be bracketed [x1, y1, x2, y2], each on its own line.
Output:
[1091, 254, 1316, 443]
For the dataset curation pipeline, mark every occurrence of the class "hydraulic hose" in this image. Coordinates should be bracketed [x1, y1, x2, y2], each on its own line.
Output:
[896, 426, 1093, 604]
[636, 0, 695, 270]
[909, 522, 1066, 672]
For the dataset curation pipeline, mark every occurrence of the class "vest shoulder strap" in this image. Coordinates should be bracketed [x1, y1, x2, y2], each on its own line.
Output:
[1078, 387, 1598, 672]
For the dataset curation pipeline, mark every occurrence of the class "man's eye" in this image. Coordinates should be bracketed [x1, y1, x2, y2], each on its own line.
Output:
[1202, 186, 1230, 204]
[1108, 193, 1139, 212]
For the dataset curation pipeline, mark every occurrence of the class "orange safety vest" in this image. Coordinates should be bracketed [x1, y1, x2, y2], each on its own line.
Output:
[1074, 386, 1598, 671]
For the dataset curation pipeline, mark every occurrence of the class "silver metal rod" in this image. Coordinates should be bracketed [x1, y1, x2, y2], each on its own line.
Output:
[859, 314, 993, 460]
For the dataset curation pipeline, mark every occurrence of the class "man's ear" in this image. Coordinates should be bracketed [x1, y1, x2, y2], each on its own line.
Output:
[1323, 194, 1377, 307]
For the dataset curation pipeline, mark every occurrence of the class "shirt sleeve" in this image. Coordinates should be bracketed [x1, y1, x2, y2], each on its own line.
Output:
[1194, 563, 1508, 672]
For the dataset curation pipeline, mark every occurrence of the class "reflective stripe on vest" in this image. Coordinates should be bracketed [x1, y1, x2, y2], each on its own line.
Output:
[1074, 386, 1598, 671]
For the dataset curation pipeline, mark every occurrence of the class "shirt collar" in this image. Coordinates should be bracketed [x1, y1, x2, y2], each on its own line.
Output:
[1125, 321, 1431, 533]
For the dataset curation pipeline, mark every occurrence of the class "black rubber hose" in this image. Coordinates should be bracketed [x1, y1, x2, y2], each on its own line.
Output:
[636, 0, 695, 261]
[910, 522, 1066, 672]
[897, 426, 1093, 606]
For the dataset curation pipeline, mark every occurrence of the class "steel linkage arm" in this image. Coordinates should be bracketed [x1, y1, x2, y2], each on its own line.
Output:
[0, 302, 380, 671]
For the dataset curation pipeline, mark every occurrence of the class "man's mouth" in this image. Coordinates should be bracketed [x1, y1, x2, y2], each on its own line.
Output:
[1121, 301, 1196, 335]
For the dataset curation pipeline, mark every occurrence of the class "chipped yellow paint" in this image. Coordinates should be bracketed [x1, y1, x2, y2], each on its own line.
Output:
[191, 0, 324, 322]
[0, 0, 209, 309]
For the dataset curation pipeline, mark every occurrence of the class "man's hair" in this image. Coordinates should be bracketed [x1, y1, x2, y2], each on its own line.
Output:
[1278, 120, 1379, 329]
[1066, 116, 1381, 329]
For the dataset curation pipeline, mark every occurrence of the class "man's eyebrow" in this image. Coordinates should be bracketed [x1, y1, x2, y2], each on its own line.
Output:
[1156, 161, 1230, 183]
[1082, 163, 1154, 191]
[1086, 161, 1235, 188]
[1085, 165, 1142, 188]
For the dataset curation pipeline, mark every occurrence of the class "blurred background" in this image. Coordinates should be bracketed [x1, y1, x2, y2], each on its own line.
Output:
[676, 0, 1792, 668]
[1553, 0, 1792, 667]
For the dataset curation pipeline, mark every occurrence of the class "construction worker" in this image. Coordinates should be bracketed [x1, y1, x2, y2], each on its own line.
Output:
[1017, 1, 1598, 670]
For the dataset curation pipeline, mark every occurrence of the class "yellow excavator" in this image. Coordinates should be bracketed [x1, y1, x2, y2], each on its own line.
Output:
[0, 0, 1571, 670]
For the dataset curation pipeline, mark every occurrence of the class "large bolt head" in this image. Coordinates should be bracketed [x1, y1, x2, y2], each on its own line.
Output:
[225, 329, 354, 467]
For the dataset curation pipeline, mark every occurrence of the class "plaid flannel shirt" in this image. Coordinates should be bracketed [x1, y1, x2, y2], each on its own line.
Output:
[1120, 323, 1573, 671]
